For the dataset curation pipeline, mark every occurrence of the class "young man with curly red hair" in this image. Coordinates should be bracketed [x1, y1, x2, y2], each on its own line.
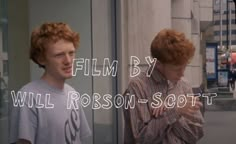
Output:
[123, 29, 204, 144]
[10, 22, 91, 144]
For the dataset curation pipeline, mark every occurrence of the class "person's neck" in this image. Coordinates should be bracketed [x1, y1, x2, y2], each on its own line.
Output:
[41, 73, 65, 90]
[156, 67, 177, 84]
[156, 67, 167, 80]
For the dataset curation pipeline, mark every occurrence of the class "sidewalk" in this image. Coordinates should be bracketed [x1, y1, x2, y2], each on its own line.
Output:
[198, 87, 236, 143]
[199, 111, 236, 144]
[204, 86, 236, 111]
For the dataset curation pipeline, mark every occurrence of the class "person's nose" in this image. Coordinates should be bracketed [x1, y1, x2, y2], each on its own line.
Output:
[64, 54, 72, 65]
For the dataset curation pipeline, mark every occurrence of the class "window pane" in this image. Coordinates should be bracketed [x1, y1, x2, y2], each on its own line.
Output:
[3, 60, 8, 76]
[0, 0, 8, 144]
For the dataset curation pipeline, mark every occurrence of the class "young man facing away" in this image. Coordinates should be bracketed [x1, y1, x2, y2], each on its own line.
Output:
[10, 22, 91, 144]
[123, 29, 204, 144]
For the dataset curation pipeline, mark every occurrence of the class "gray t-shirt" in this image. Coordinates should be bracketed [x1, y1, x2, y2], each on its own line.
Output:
[10, 79, 91, 144]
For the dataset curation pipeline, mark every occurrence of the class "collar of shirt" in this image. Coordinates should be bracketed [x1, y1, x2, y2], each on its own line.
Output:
[150, 67, 178, 90]
[150, 67, 166, 83]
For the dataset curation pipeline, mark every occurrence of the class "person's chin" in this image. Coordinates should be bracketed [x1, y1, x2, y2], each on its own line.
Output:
[62, 73, 73, 79]
[62, 70, 73, 78]
[65, 74, 73, 79]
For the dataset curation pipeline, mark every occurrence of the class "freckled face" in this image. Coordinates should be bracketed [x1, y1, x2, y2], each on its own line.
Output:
[40, 39, 76, 81]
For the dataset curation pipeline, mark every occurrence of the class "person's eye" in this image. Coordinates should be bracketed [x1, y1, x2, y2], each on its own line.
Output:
[69, 51, 75, 56]
[55, 53, 64, 57]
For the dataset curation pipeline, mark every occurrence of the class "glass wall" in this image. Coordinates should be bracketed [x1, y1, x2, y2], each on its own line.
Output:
[4, 0, 119, 144]
[92, 0, 118, 143]
[28, 1, 119, 143]
[0, 0, 9, 143]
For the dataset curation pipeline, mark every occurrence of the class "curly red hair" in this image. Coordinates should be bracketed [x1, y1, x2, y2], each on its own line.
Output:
[151, 29, 195, 65]
[30, 22, 79, 68]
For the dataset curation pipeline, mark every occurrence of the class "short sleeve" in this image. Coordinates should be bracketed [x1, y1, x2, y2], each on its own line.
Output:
[79, 105, 91, 142]
[9, 98, 37, 144]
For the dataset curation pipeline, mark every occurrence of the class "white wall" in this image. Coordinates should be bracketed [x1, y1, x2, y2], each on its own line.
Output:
[172, 0, 204, 87]
[200, 0, 213, 22]
[172, 0, 192, 38]
[127, 0, 171, 65]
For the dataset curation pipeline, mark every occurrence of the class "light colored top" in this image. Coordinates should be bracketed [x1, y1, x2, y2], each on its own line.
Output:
[10, 79, 91, 144]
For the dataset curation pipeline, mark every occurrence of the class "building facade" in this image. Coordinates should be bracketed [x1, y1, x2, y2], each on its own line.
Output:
[213, 0, 236, 46]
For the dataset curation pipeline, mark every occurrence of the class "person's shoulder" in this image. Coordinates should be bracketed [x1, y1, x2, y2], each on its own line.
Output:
[178, 78, 196, 93]
[64, 83, 76, 92]
[19, 80, 42, 92]
[128, 72, 150, 88]
[178, 78, 192, 89]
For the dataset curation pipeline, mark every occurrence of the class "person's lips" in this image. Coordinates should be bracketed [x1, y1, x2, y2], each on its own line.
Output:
[63, 67, 72, 73]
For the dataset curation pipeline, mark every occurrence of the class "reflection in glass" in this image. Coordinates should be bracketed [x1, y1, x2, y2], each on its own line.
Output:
[0, 0, 8, 143]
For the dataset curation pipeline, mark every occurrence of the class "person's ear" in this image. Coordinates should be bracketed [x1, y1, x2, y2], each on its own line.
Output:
[155, 60, 162, 69]
[37, 56, 46, 67]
